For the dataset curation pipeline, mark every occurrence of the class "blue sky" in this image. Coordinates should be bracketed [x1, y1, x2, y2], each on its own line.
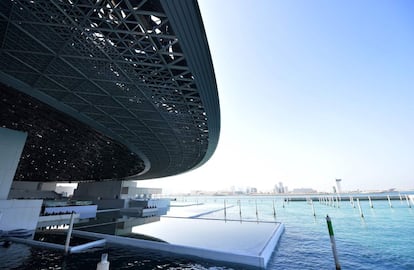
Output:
[141, 0, 414, 193]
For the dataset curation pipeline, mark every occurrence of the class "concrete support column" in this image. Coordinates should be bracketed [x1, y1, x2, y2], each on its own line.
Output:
[0, 127, 27, 199]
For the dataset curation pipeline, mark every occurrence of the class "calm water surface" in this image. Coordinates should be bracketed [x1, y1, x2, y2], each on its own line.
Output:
[1, 194, 413, 269]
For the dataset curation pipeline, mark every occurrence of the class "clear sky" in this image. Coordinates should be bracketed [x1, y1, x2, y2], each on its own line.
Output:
[140, 0, 414, 193]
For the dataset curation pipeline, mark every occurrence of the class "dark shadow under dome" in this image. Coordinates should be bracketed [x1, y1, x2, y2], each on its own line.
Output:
[1, 84, 145, 182]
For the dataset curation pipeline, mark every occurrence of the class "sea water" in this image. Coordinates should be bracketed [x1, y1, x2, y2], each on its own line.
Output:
[194, 195, 414, 269]
[1, 193, 413, 269]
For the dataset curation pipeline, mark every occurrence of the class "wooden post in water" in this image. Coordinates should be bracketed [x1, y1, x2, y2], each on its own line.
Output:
[272, 199, 276, 218]
[368, 196, 373, 208]
[326, 215, 341, 270]
[399, 193, 403, 204]
[387, 195, 393, 208]
[357, 198, 364, 218]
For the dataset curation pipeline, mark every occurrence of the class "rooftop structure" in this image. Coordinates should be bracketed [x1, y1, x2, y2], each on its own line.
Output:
[0, 0, 220, 182]
[335, 179, 342, 193]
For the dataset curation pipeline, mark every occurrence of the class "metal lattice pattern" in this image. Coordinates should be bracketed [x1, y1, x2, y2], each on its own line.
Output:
[0, 0, 219, 180]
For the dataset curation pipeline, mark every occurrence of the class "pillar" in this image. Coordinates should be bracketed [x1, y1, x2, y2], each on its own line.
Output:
[0, 127, 27, 199]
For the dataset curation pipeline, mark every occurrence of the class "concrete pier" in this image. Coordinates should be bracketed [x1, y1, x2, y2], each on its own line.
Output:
[74, 219, 285, 269]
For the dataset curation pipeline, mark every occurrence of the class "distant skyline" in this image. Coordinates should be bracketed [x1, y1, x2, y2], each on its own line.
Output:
[139, 0, 414, 194]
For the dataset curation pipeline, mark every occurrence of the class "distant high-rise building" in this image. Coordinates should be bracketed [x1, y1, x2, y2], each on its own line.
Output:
[274, 182, 286, 194]
[279, 182, 285, 193]
[335, 179, 342, 193]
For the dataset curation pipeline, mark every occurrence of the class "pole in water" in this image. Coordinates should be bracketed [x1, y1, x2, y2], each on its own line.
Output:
[368, 196, 373, 208]
[357, 198, 364, 218]
[224, 199, 227, 220]
[64, 212, 75, 255]
[405, 195, 411, 208]
[311, 199, 316, 217]
[238, 200, 242, 219]
[96, 253, 110, 270]
[255, 199, 259, 219]
[326, 215, 341, 270]
[387, 195, 393, 208]
[399, 193, 403, 204]
[272, 199, 276, 218]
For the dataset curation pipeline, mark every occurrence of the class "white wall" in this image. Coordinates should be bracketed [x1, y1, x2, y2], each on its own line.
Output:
[0, 199, 42, 231]
[55, 184, 77, 197]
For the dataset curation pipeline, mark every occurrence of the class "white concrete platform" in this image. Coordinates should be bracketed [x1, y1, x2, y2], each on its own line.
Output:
[74, 217, 284, 268]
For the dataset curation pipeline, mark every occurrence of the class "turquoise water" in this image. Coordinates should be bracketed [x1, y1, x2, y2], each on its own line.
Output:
[1, 194, 413, 269]
[183, 195, 414, 269]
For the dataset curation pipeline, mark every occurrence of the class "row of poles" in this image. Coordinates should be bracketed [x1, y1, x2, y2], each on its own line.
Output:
[183, 196, 413, 270]
[223, 199, 342, 269]
[324, 195, 412, 270]
[223, 199, 278, 221]
[320, 194, 412, 209]
[220, 195, 412, 221]
[319, 195, 412, 218]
